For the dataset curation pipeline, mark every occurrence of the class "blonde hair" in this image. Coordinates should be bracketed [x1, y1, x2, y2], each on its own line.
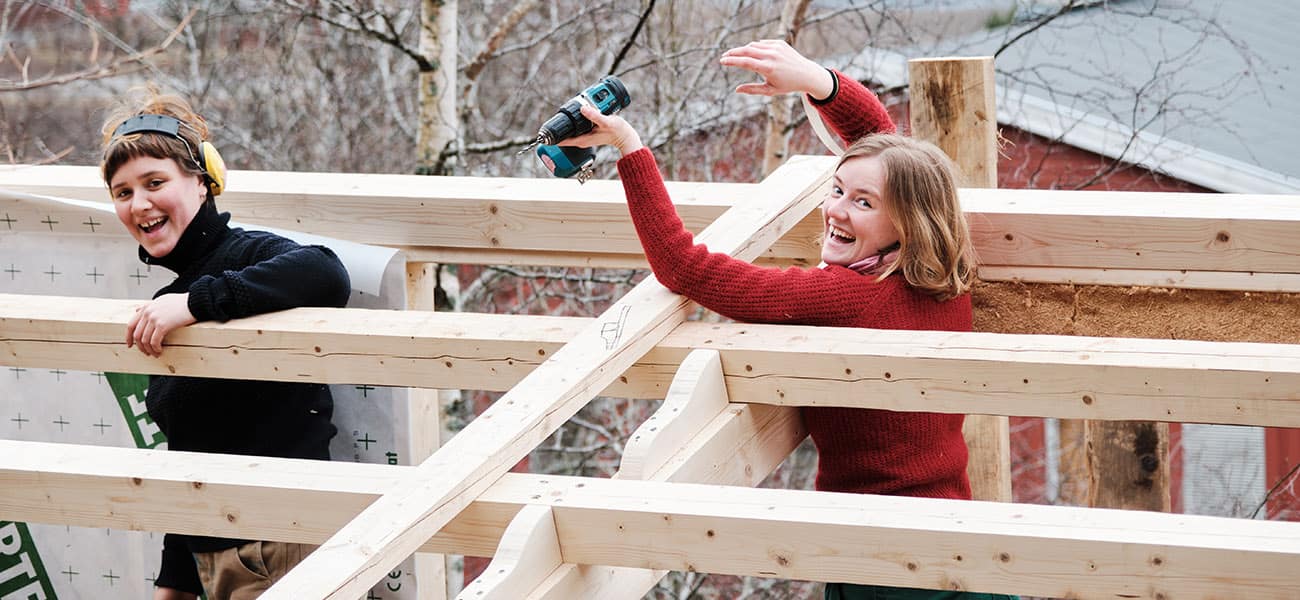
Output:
[837, 134, 976, 301]
[100, 85, 212, 200]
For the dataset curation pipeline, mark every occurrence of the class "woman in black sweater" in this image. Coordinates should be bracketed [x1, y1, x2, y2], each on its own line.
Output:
[100, 87, 351, 600]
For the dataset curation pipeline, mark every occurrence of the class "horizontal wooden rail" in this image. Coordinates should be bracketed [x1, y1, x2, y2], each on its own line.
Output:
[3, 440, 1297, 599]
[4, 165, 1300, 289]
[4, 293, 1300, 426]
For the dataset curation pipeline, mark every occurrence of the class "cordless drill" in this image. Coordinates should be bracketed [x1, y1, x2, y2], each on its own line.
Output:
[530, 75, 631, 183]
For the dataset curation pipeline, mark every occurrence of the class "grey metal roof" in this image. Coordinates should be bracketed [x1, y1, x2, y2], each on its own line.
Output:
[926, 0, 1299, 188]
[837, 0, 1294, 190]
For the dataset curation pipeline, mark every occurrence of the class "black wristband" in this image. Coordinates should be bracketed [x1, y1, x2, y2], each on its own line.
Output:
[809, 67, 839, 105]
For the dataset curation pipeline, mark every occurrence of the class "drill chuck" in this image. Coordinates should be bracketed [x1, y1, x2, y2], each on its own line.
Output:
[536, 102, 585, 146]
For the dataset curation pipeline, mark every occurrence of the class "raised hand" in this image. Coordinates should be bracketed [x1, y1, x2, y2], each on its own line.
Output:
[126, 293, 196, 357]
[562, 104, 645, 156]
[720, 39, 835, 100]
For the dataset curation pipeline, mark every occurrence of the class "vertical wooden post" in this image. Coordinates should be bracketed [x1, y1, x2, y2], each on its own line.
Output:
[405, 262, 451, 600]
[1085, 421, 1171, 511]
[908, 56, 1011, 502]
[761, 0, 813, 175]
[1056, 419, 1090, 505]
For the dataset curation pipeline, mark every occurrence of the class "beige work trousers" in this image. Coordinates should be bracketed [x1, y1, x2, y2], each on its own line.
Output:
[194, 541, 316, 600]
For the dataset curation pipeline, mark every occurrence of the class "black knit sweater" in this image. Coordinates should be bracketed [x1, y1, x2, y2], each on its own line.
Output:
[148, 201, 350, 592]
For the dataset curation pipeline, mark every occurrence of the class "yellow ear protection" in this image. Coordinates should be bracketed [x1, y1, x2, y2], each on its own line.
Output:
[112, 114, 227, 196]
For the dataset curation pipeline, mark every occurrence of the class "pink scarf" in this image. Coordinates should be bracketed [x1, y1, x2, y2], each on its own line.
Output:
[844, 249, 900, 276]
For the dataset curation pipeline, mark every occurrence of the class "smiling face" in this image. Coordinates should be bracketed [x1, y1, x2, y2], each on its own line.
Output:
[820, 155, 901, 267]
[109, 155, 208, 258]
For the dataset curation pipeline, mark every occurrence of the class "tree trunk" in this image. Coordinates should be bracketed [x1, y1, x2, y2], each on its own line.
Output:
[761, 0, 811, 176]
[418, 0, 458, 175]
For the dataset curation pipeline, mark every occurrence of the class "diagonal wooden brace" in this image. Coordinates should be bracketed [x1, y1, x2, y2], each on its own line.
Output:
[259, 155, 834, 599]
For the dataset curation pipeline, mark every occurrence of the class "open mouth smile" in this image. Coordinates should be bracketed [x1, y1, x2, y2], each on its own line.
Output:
[139, 216, 168, 234]
[827, 225, 856, 244]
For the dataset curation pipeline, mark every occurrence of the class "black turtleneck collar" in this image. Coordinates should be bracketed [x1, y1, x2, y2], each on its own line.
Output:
[139, 201, 232, 273]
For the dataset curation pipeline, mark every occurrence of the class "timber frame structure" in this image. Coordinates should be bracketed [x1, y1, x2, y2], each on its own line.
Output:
[4, 58, 1300, 599]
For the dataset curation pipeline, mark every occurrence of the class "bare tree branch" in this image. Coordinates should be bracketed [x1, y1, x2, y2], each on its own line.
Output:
[994, 0, 1078, 59]
[462, 0, 543, 83]
[0, 6, 196, 92]
[608, 0, 655, 75]
[275, 0, 431, 70]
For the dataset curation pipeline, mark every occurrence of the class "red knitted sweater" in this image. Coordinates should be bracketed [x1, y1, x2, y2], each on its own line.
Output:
[615, 71, 972, 500]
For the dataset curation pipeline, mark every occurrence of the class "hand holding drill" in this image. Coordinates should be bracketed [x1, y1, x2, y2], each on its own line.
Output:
[527, 75, 632, 182]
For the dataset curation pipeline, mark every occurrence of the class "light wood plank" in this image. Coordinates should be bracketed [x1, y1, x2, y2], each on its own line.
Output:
[525, 404, 806, 600]
[399, 246, 812, 270]
[474, 349, 731, 600]
[406, 261, 450, 600]
[259, 155, 833, 598]
[6, 293, 1300, 426]
[0, 165, 815, 261]
[978, 264, 1300, 293]
[4, 441, 1299, 599]
[524, 566, 661, 600]
[5, 167, 1300, 280]
[618, 349, 729, 479]
[964, 187, 1300, 274]
[545, 474, 1300, 599]
[691, 324, 1300, 426]
[457, 505, 561, 600]
[521, 349, 803, 600]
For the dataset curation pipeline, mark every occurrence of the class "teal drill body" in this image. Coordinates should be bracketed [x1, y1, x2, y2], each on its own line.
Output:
[534, 76, 631, 183]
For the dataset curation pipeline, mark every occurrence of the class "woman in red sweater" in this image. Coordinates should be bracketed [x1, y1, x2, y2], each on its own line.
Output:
[568, 41, 1014, 600]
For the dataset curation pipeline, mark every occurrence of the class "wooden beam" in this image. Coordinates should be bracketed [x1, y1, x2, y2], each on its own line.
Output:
[908, 57, 998, 188]
[617, 349, 730, 480]
[544, 474, 1299, 599]
[6, 293, 1300, 426]
[5, 167, 1300, 283]
[0, 165, 817, 263]
[471, 349, 713, 598]
[1057, 419, 1089, 505]
[518, 349, 806, 600]
[910, 55, 1011, 502]
[965, 187, 1300, 274]
[457, 505, 562, 600]
[0, 385, 802, 561]
[978, 265, 1300, 293]
[478, 401, 805, 600]
[0, 440, 500, 555]
[406, 261, 450, 600]
[399, 246, 811, 271]
[4, 441, 1298, 599]
[259, 155, 833, 598]
[1086, 421, 1171, 511]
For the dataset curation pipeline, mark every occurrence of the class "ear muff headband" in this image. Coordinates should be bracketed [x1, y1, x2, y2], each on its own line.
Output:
[112, 114, 226, 196]
[198, 140, 226, 196]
